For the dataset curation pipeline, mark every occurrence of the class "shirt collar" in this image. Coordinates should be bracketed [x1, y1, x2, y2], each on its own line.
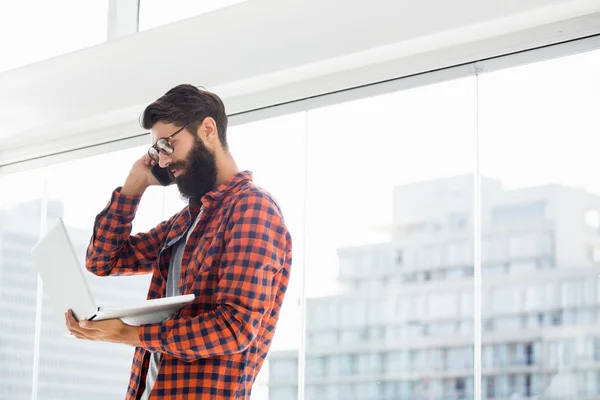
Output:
[186, 170, 253, 214]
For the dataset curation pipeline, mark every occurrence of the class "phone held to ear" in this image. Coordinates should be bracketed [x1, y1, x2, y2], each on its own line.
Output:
[151, 164, 175, 186]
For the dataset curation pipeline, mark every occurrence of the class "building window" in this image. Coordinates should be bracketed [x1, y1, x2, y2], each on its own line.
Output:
[398, 296, 426, 322]
[415, 246, 441, 268]
[395, 250, 404, 267]
[446, 241, 470, 265]
[509, 260, 538, 275]
[309, 331, 337, 347]
[340, 301, 366, 326]
[561, 279, 587, 307]
[524, 283, 555, 311]
[508, 232, 538, 258]
[429, 292, 457, 318]
[491, 287, 521, 314]
[340, 329, 361, 344]
[356, 353, 381, 375]
[308, 302, 338, 328]
[448, 213, 469, 230]
[306, 357, 326, 378]
[385, 351, 409, 372]
[492, 201, 548, 223]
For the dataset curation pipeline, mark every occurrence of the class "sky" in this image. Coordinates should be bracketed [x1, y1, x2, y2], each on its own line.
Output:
[1, 0, 600, 359]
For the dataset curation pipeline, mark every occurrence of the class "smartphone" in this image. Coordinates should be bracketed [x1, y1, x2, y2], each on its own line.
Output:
[151, 164, 175, 186]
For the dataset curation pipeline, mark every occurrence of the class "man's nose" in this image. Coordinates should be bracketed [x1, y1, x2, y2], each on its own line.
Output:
[158, 153, 172, 169]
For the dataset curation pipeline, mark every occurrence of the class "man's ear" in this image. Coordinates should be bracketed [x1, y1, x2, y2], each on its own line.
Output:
[200, 117, 218, 144]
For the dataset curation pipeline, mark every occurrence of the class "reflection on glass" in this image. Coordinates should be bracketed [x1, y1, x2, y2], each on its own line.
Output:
[268, 77, 477, 399]
[480, 48, 600, 399]
[0, 169, 46, 399]
[36, 145, 157, 400]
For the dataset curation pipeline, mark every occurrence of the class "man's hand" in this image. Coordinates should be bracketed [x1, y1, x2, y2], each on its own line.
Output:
[121, 154, 161, 196]
[65, 310, 141, 347]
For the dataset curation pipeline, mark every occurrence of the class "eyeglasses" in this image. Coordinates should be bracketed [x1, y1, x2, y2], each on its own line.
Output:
[148, 123, 192, 162]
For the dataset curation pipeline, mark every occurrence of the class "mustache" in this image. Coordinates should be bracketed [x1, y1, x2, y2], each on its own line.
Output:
[169, 161, 187, 170]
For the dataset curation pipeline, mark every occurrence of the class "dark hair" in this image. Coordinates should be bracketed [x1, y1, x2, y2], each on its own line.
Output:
[141, 84, 228, 148]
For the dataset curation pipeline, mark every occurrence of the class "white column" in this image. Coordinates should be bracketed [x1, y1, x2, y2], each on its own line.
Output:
[107, 0, 140, 40]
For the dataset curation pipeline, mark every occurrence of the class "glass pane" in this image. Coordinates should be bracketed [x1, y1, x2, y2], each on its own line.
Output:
[160, 113, 307, 399]
[480, 47, 600, 399]
[0, 0, 108, 73]
[0, 168, 46, 399]
[303, 77, 477, 399]
[139, 0, 247, 31]
[37, 145, 158, 399]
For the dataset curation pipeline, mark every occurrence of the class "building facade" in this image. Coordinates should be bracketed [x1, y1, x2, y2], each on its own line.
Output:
[269, 176, 600, 400]
[0, 200, 150, 400]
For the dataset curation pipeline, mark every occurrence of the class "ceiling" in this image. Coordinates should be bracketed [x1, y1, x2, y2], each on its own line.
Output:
[1, 0, 599, 167]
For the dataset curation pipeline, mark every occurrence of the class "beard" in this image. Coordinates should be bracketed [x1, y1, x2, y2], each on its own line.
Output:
[171, 136, 217, 205]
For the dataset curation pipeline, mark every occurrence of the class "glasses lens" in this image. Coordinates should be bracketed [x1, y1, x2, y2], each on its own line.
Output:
[148, 147, 160, 161]
[156, 139, 173, 155]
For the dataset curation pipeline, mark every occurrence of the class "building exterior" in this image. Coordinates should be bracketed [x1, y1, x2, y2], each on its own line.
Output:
[0, 200, 150, 400]
[269, 176, 600, 400]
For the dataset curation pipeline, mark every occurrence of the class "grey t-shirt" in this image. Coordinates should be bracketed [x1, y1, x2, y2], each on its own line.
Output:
[139, 209, 202, 399]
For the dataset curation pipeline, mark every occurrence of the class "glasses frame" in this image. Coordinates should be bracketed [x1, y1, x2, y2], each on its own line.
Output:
[147, 122, 192, 162]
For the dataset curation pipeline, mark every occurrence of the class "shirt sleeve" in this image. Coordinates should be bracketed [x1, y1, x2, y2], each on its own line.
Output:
[137, 191, 290, 362]
[85, 187, 171, 276]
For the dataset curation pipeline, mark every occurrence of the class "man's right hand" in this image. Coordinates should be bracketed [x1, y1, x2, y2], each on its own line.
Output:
[121, 155, 161, 196]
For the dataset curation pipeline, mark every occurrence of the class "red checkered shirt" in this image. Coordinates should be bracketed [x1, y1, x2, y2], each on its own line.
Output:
[86, 171, 292, 399]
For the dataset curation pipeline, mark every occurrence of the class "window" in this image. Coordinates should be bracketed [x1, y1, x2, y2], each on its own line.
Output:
[429, 292, 457, 318]
[508, 233, 539, 258]
[269, 387, 297, 400]
[398, 296, 426, 322]
[0, 0, 108, 73]
[340, 301, 366, 327]
[525, 283, 555, 311]
[395, 250, 404, 267]
[481, 47, 600, 399]
[482, 237, 505, 262]
[37, 146, 160, 398]
[448, 213, 469, 230]
[385, 351, 409, 372]
[492, 202, 548, 223]
[509, 260, 538, 275]
[561, 280, 587, 308]
[269, 359, 298, 383]
[415, 246, 441, 268]
[491, 287, 520, 314]
[7, 29, 599, 400]
[306, 357, 326, 378]
[0, 169, 46, 398]
[446, 241, 470, 265]
[356, 353, 381, 375]
[547, 340, 574, 368]
[308, 302, 337, 328]
[309, 332, 337, 347]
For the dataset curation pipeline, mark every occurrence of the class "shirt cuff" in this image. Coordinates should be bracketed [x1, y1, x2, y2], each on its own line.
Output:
[110, 187, 142, 217]
[138, 318, 177, 354]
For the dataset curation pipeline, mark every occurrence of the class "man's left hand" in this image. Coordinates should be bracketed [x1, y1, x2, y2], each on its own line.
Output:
[65, 309, 141, 347]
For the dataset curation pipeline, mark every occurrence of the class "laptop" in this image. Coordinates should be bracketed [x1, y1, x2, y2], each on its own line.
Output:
[31, 218, 194, 331]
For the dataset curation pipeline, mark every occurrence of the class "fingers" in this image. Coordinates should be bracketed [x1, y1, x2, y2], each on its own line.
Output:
[143, 154, 157, 167]
[65, 310, 96, 340]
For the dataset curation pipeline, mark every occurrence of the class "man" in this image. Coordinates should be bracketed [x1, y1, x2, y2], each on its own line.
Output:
[64, 84, 292, 399]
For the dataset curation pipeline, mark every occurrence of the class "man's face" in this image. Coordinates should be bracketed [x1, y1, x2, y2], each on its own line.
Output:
[152, 121, 218, 204]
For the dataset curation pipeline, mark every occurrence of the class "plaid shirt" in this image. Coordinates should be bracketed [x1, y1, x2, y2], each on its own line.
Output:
[86, 171, 292, 399]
